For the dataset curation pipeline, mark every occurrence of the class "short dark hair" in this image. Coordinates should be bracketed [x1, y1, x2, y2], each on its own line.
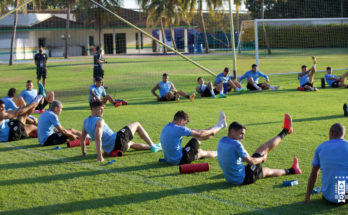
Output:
[301, 65, 307, 69]
[0, 99, 4, 106]
[197, 77, 203, 82]
[162, 73, 168, 77]
[326, 66, 331, 70]
[26, 80, 32, 84]
[174, 110, 189, 121]
[330, 123, 345, 138]
[90, 100, 103, 109]
[228, 121, 246, 132]
[224, 67, 229, 73]
[96, 46, 100, 51]
[252, 64, 257, 68]
[95, 77, 102, 82]
[8, 88, 16, 97]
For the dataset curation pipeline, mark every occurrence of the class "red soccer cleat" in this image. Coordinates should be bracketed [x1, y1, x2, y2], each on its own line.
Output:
[121, 100, 128, 105]
[297, 87, 305, 91]
[283, 113, 293, 134]
[291, 157, 302, 174]
[114, 100, 122, 108]
[39, 109, 45, 114]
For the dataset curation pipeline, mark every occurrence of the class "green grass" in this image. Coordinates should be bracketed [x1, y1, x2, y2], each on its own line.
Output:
[0, 49, 348, 214]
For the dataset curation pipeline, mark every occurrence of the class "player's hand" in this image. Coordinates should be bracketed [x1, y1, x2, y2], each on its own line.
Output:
[97, 156, 104, 162]
[72, 134, 79, 140]
[262, 154, 267, 163]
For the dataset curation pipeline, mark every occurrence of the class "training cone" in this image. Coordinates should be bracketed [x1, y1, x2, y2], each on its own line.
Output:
[67, 139, 90, 148]
[179, 163, 210, 174]
[297, 87, 305, 91]
[104, 150, 123, 157]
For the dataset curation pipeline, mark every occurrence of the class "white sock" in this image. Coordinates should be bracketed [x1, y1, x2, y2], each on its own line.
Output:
[311, 88, 315, 91]
[210, 89, 215, 95]
[240, 86, 244, 90]
[211, 151, 218, 157]
[219, 91, 224, 95]
[269, 85, 275, 90]
[236, 87, 240, 91]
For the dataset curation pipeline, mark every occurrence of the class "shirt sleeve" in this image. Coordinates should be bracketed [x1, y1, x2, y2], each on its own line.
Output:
[236, 141, 248, 159]
[239, 72, 247, 83]
[20, 90, 25, 99]
[179, 126, 192, 137]
[312, 147, 320, 167]
[102, 88, 106, 97]
[51, 114, 61, 127]
[259, 71, 269, 80]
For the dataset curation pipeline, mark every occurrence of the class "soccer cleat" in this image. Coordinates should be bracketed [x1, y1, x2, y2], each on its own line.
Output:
[256, 86, 262, 91]
[114, 101, 122, 108]
[291, 157, 302, 174]
[217, 111, 227, 129]
[175, 94, 180, 103]
[272, 85, 280, 91]
[237, 89, 244, 93]
[297, 87, 305, 91]
[32, 95, 43, 104]
[121, 100, 128, 105]
[283, 113, 293, 134]
[343, 103, 348, 116]
[242, 88, 248, 93]
[218, 94, 227, 98]
[313, 87, 319, 91]
[39, 109, 45, 114]
[34, 110, 40, 114]
[151, 143, 162, 152]
[189, 93, 196, 102]
[312, 56, 317, 64]
[211, 93, 216, 99]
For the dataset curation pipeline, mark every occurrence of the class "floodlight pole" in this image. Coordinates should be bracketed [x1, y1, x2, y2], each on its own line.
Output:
[89, 0, 217, 77]
[228, 0, 238, 78]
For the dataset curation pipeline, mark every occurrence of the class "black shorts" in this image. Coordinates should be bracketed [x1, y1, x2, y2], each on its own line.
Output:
[114, 126, 133, 152]
[8, 119, 27, 141]
[180, 138, 199, 164]
[44, 132, 68, 146]
[159, 92, 177, 102]
[37, 67, 47, 79]
[301, 82, 313, 88]
[36, 99, 48, 110]
[201, 88, 219, 97]
[93, 68, 104, 79]
[243, 153, 264, 185]
[247, 83, 263, 91]
[331, 81, 340, 88]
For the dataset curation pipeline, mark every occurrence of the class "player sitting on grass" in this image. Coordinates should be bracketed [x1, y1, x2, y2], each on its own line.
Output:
[37, 100, 81, 146]
[214, 67, 246, 98]
[304, 123, 348, 204]
[0, 96, 41, 142]
[217, 114, 301, 185]
[324, 67, 348, 88]
[80, 100, 162, 162]
[89, 77, 118, 107]
[298, 56, 318, 91]
[239, 64, 279, 91]
[2, 88, 26, 111]
[152, 73, 195, 102]
[196, 77, 218, 98]
[20, 80, 54, 113]
[160, 110, 227, 165]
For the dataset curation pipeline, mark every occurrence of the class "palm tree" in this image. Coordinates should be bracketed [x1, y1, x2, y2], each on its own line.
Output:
[234, 0, 244, 34]
[182, 0, 223, 53]
[64, 0, 78, 59]
[260, 0, 271, 54]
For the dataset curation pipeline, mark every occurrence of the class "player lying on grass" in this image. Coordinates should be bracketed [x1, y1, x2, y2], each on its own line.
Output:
[160, 110, 227, 165]
[80, 100, 162, 162]
[196, 77, 219, 98]
[298, 56, 318, 91]
[214, 67, 246, 98]
[37, 100, 81, 146]
[20, 80, 54, 113]
[324, 67, 348, 88]
[89, 77, 119, 107]
[239, 64, 280, 91]
[304, 123, 348, 204]
[0, 96, 41, 142]
[217, 114, 301, 185]
[152, 73, 195, 102]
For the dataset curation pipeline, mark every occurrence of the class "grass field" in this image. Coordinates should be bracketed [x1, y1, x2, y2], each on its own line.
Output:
[0, 49, 348, 214]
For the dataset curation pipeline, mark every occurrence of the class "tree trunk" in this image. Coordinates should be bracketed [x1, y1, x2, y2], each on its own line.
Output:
[9, 0, 18, 66]
[98, 12, 102, 47]
[169, 23, 177, 51]
[200, 12, 209, 53]
[160, 17, 167, 54]
[261, 0, 271, 54]
[64, 3, 70, 59]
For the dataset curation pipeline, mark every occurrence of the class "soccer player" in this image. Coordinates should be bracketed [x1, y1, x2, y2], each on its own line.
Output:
[304, 123, 348, 204]
[34, 46, 48, 87]
[20, 80, 55, 112]
[89, 77, 117, 106]
[160, 110, 227, 165]
[217, 114, 302, 185]
[0, 96, 41, 142]
[2, 88, 26, 111]
[196, 77, 218, 98]
[93, 46, 107, 82]
[239, 64, 279, 91]
[214, 67, 246, 98]
[298, 56, 318, 91]
[80, 100, 162, 162]
[152, 73, 195, 102]
[324, 67, 348, 88]
[37, 100, 81, 146]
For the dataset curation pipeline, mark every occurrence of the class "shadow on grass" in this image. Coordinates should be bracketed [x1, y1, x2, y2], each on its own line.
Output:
[0, 181, 232, 215]
[0, 143, 41, 153]
[246, 114, 344, 127]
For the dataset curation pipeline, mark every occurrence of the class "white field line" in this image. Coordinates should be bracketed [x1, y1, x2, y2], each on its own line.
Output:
[1, 142, 269, 214]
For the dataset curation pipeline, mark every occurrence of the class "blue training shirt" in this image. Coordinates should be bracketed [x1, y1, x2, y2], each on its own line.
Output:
[158, 81, 172, 97]
[312, 138, 348, 203]
[88, 85, 106, 102]
[239, 70, 269, 84]
[217, 137, 249, 185]
[20, 89, 38, 104]
[214, 72, 231, 84]
[83, 116, 117, 154]
[2, 96, 18, 110]
[325, 74, 338, 87]
[160, 123, 192, 165]
[298, 73, 309, 86]
[0, 119, 10, 142]
[37, 110, 60, 145]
